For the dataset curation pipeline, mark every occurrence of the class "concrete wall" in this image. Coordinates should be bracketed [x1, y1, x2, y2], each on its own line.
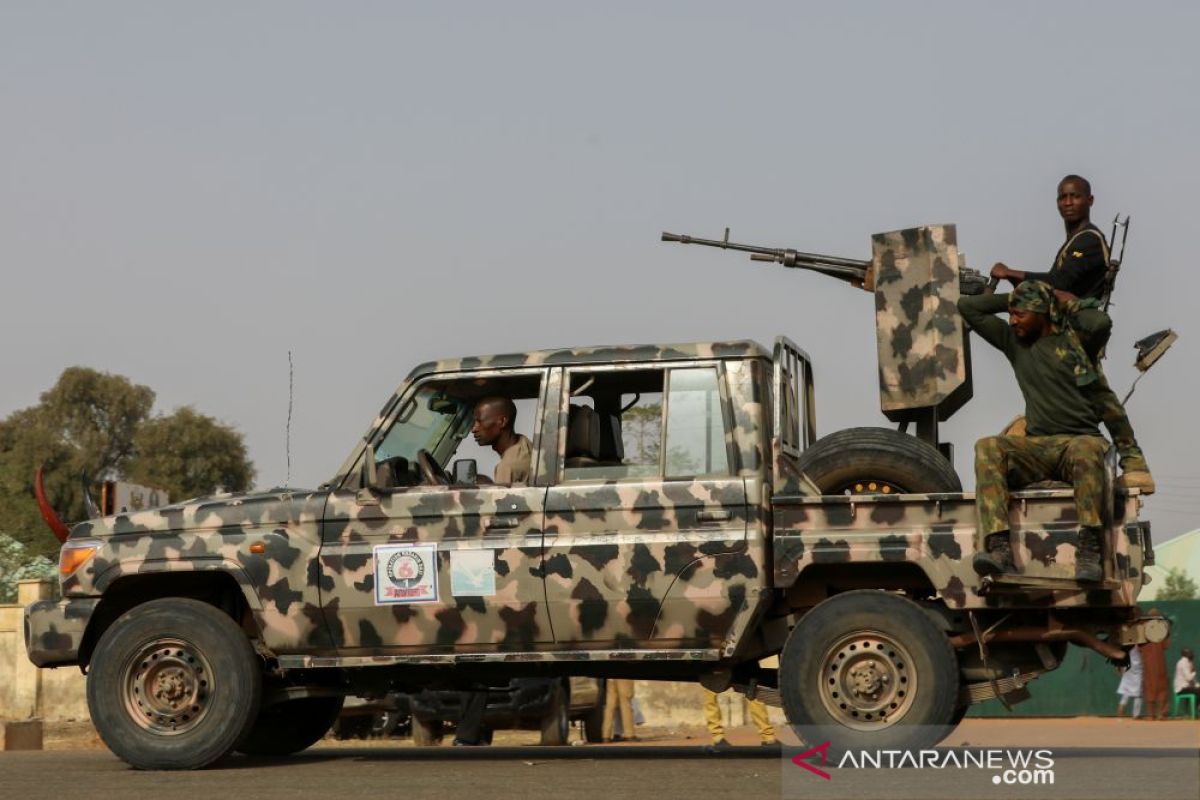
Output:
[0, 580, 88, 722]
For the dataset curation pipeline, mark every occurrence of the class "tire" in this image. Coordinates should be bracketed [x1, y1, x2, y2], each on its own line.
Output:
[539, 683, 569, 746]
[795, 427, 961, 495]
[86, 597, 262, 770]
[236, 695, 345, 756]
[780, 590, 959, 753]
[582, 681, 606, 743]
[411, 715, 444, 746]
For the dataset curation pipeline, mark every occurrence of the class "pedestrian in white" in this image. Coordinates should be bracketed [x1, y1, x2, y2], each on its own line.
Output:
[1116, 645, 1144, 718]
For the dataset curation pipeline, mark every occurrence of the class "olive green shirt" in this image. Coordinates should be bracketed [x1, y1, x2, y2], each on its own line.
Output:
[494, 434, 532, 485]
[958, 293, 1105, 437]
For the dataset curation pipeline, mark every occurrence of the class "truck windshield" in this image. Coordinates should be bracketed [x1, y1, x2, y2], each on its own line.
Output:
[376, 385, 466, 462]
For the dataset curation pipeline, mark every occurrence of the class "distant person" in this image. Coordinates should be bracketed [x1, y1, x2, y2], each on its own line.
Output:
[601, 679, 637, 743]
[988, 174, 1154, 494]
[702, 688, 779, 751]
[1138, 609, 1172, 720]
[1174, 647, 1198, 701]
[1116, 644, 1144, 719]
[471, 396, 532, 485]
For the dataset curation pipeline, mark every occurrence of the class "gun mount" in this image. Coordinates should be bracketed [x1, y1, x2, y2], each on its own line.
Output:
[662, 224, 980, 451]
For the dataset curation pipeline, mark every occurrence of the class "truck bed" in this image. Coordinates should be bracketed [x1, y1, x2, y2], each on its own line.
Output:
[771, 488, 1149, 609]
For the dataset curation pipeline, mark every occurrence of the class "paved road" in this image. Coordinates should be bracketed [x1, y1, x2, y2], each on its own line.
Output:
[3, 743, 1197, 800]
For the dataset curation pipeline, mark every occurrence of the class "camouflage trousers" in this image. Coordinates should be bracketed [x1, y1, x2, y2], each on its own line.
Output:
[975, 434, 1108, 538]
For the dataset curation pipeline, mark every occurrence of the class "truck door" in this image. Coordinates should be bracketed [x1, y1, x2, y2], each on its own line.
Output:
[542, 363, 748, 648]
[319, 369, 555, 655]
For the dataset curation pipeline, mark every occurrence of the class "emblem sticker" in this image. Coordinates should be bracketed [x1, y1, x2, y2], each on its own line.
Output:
[374, 544, 438, 604]
[451, 549, 497, 597]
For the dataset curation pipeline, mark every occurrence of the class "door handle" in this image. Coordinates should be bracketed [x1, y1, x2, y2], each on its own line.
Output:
[485, 517, 519, 530]
[697, 510, 731, 523]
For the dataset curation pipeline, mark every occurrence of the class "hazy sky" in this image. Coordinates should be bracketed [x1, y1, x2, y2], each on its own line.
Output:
[3, 2, 1198, 540]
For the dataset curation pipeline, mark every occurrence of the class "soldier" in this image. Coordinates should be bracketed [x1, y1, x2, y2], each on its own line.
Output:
[471, 396, 532, 485]
[959, 282, 1114, 581]
[989, 175, 1154, 493]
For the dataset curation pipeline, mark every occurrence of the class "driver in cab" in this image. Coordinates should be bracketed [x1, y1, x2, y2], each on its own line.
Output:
[471, 396, 532, 485]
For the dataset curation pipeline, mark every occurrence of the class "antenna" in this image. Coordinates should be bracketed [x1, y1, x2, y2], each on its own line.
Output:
[286, 350, 294, 490]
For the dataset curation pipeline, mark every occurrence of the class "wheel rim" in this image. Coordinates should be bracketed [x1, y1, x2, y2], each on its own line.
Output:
[121, 637, 214, 735]
[818, 629, 916, 731]
[837, 479, 906, 496]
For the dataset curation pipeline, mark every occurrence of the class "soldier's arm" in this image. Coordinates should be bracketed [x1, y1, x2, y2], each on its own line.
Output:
[957, 293, 1014, 354]
[1064, 304, 1113, 360]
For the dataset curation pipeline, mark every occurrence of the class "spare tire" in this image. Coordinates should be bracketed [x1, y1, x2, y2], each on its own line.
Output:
[796, 427, 961, 495]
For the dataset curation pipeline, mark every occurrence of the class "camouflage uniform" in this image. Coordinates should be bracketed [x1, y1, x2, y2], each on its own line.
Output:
[959, 284, 1112, 574]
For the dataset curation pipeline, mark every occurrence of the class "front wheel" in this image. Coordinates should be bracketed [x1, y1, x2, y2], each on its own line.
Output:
[236, 695, 345, 756]
[780, 590, 960, 753]
[86, 598, 262, 770]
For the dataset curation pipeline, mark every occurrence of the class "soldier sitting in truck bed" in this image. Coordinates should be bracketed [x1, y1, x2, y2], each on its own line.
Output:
[959, 281, 1117, 582]
[988, 174, 1154, 494]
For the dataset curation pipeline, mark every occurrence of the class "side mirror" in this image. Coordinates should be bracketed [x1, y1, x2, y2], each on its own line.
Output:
[357, 444, 380, 505]
[452, 459, 478, 486]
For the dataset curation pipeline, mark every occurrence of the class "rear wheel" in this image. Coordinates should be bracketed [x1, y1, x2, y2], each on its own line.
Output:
[236, 695, 344, 756]
[582, 681, 606, 743]
[796, 427, 961, 495]
[539, 683, 570, 746]
[780, 590, 959, 753]
[86, 598, 262, 770]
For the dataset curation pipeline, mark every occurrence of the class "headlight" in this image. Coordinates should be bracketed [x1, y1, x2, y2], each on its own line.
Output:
[59, 539, 100, 578]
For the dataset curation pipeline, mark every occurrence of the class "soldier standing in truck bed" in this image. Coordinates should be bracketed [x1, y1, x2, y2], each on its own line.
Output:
[988, 174, 1154, 494]
[959, 281, 1115, 582]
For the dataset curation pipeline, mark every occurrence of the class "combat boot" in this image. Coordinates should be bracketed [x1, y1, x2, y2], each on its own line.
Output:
[1075, 527, 1104, 582]
[972, 532, 1015, 577]
[1117, 470, 1156, 495]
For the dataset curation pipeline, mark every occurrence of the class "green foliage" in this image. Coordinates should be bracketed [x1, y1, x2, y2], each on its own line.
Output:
[1157, 567, 1199, 601]
[126, 407, 254, 502]
[0, 533, 56, 604]
[0, 367, 255, 560]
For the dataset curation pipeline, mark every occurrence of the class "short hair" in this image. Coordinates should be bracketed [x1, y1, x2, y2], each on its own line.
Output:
[1059, 174, 1092, 195]
[479, 396, 517, 429]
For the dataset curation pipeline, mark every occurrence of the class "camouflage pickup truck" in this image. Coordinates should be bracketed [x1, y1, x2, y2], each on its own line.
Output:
[25, 336, 1166, 769]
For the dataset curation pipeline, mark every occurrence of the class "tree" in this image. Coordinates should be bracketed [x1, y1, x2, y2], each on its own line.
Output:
[126, 407, 255, 502]
[1156, 567, 1198, 601]
[0, 367, 254, 561]
[0, 533, 56, 604]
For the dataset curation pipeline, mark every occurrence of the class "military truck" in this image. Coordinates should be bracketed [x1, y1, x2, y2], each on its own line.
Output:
[25, 226, 1166, 770]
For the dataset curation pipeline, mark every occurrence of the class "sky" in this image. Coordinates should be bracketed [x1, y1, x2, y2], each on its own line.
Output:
[2, 2, 1198, 540]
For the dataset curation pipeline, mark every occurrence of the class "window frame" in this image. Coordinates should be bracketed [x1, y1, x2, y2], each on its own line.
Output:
[554, 361, 737, 485]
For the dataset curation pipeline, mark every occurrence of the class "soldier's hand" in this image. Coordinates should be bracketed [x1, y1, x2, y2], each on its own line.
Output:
[990, 263, 1012, 281]
[1053, 289, 1077, 304]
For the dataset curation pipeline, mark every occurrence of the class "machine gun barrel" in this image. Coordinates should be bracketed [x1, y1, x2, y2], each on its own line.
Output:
[661, 229, 869, 285]
[662, 227, 992, 295]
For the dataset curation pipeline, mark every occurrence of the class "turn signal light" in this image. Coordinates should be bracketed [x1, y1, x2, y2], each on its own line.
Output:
[59, 541, 100, 577]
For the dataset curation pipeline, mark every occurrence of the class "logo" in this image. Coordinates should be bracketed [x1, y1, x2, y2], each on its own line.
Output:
[386, 550, 425, 589]
[789, 741, 1055, 786]
[373, 543, 438, 604]
[791, 740, 832, 780]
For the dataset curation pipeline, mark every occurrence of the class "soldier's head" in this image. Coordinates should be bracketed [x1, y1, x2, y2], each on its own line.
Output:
[1008, 282, 1054, 343]
[1057, 175, 1094, 226]
[1182, 647, 1195, 663]
[471, 396, 517, 448]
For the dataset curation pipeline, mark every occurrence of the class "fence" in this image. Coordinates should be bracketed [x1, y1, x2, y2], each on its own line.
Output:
[0, 580, 88, 722]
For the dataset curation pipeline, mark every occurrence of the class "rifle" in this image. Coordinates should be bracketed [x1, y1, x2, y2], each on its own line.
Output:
[661, 228, 992, 295]
[1102, 215, 1130, 313]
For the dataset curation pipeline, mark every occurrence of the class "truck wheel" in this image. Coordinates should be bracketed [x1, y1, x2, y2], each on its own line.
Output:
[235, 696, 344, 756]
[795, 427, 961, 495]
[780, 590, 959, 753]
[539, 683, 570, 745]
[582, 681, 606, 743]
[86, 597, 262, 770]
[411, 716, 444, 746]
